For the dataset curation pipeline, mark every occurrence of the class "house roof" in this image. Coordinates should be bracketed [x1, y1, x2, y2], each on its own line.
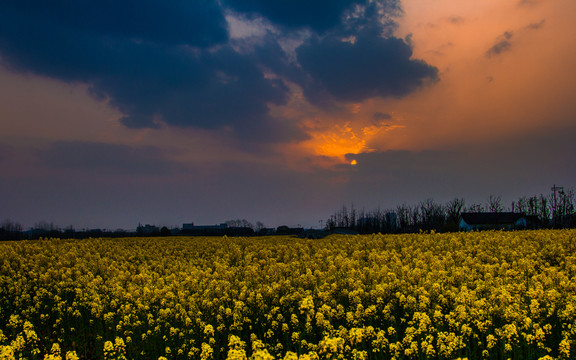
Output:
[460, 212, 526, 225]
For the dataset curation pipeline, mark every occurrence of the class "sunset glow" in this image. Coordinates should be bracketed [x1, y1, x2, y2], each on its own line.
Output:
[308, 123, 368, 157]
[0, 0, 574, 229]
[301, 121, 408, 164]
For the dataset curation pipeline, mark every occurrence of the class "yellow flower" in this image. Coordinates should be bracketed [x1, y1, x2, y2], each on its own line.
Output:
[226, 349, 247, 360]
[200, 343, 213, 360]
[559, 338, 570, 359]
[65, 351, 79, 360]
[204, 325, 215, 338]
[251, 349, 275, 360]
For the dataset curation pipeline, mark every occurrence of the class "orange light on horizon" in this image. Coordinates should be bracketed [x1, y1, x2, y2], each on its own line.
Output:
[301, 121, 405, 165]
[306, 123, 367, 159]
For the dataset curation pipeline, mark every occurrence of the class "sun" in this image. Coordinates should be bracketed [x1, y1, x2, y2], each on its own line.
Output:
[350, 159, 358, 165]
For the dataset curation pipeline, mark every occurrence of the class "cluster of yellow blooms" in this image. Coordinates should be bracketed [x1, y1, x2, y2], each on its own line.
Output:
[0, 230, 575, 359]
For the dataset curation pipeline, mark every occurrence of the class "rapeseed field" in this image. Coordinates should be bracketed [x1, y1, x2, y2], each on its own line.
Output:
[0, 230, 575, 359]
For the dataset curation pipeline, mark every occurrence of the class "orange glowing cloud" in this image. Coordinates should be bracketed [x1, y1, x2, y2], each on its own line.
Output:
[285, 0, 576, 157]
[300, 119, 405, 163]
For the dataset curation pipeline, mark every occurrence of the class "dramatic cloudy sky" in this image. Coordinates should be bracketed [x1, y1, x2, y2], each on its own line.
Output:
[1, 0, 575, 230]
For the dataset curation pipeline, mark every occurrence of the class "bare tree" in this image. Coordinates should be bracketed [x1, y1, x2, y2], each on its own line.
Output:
[34, 221, 57, 232]
[538, 195, 551, 226]
[349, 204, 357, 230]
[514, 196, 529, 214]
[1, 219, 22, 233]
[446, 198, 465, 223]
[255, 221, 265, 232]
[528, 196, 539, 216]
[487, 195, 504, 213]
[1, 219, 23, 240]
[396, 204, 410, 232]
[326, 215, 336, 230]
[225, 219, 241, 227]
[341, 205, 349, 228]
[467, 203, 484, 213]
[225, 219, 254, 229]
[408, 204, 421, 231]
[356, 208, 367, 233]
[562, 189, 575, 214]
[419, 198, 445, 230]
[326, 186, 575, 233]
[554, 188, 575, 220]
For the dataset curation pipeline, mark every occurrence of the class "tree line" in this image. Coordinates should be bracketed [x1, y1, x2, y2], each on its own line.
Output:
[2, 187, 575, 240]
[0, 218, 276, 241]
[325, 187, 576, 234]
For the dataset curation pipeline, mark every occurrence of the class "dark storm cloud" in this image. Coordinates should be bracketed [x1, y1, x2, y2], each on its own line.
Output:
[0, 0, 436, 142]
[486, 31, 514, 57]
[40, 141, 181, 176]
[287, 1, 438, 105]
[223, 0, 372, 33]
[0, 0, 228, 48]
[251, 37, 308, 85]
[297, 32, 439, 104]
[0, 0, 297, 141]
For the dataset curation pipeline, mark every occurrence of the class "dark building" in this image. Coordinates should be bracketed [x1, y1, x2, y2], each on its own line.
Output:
[459, 212, 528, 231]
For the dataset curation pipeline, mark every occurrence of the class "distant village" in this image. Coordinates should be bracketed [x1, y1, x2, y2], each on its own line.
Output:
[1, 186, 575, 241]
[0, 220, 315, 241]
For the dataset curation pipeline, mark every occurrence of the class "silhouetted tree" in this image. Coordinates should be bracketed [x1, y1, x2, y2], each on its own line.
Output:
[512, 196, 529, 213]
[419, 198, 445, 231]
[255, 221, 265, 233]
[326, 215, 336, 230]
[487, 195, 504, 213]
[225, 219, 254, 229]
[341, 205, 349, 228]
[550, 188, 575, 226]
[467, 203, 484, 213]
[396, 204, 410, 232]
[0, 219, 23, 240]
[349, 204, 357, 230]
[446, 198, 465, 223]
[528, 196, 539, 216]
[33, 221, 61, 238]
[408, 204, 421, 231]
[538, 195, 551, 227]
[34, 221, 57, 232]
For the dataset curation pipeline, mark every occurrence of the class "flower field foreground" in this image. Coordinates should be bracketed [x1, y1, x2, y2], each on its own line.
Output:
[1, 230, 575, 360]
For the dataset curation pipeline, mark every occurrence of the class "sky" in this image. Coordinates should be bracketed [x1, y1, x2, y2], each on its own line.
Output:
[1, 0, 575, 230]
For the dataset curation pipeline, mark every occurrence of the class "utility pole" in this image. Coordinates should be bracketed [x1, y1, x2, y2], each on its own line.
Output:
[551, 184, 564, 227]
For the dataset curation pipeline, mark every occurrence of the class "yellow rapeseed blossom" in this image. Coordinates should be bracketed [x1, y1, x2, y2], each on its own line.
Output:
[200, 343, 213, 360]
[559, 337, 570, 359]
[0, 230, 575, 359]
[251, 349, 275, 360]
